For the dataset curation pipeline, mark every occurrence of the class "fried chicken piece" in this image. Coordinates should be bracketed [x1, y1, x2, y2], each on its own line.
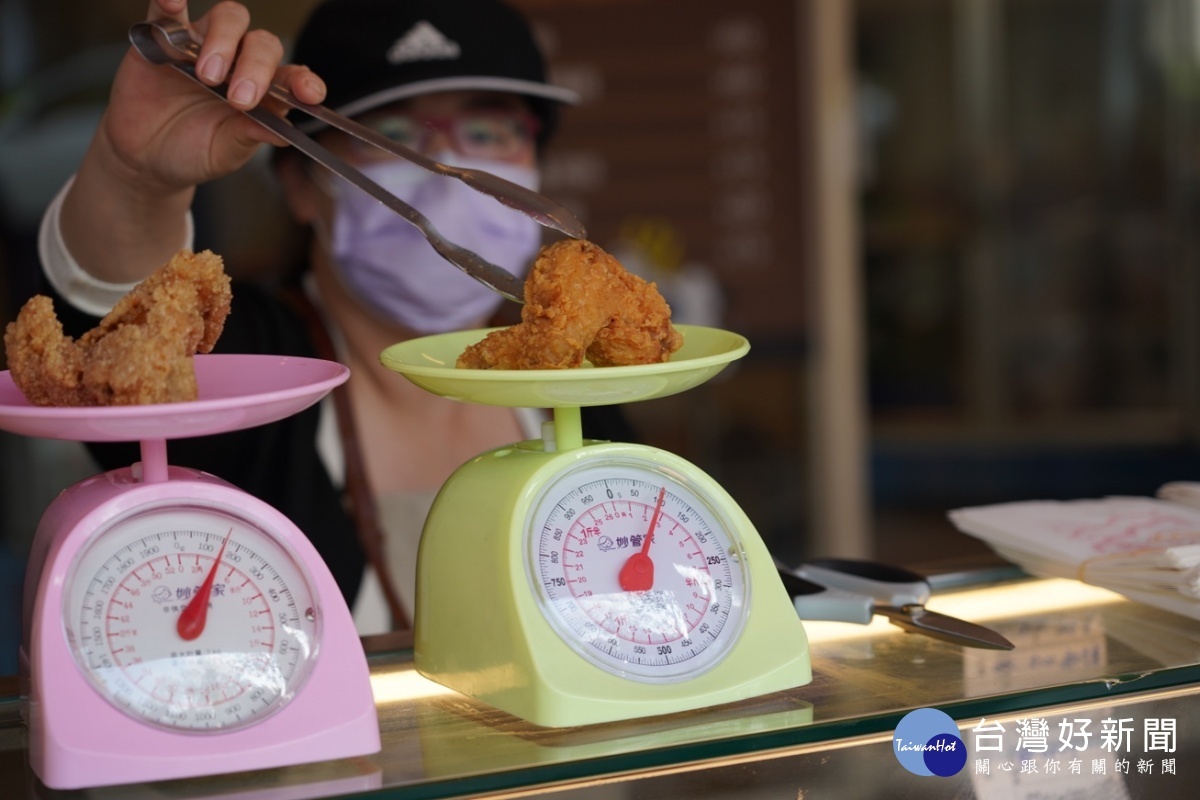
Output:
[459, 240, 622, 370]
[2, 295, 88, 406]
[585, 278, 681, 368]
[457, 240, 683, 370]
[3, 250, 232, 406]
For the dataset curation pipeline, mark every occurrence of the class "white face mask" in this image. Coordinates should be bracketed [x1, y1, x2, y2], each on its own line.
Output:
[319, 155, 541, 333]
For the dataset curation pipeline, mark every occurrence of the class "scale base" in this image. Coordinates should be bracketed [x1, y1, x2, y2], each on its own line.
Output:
[29, 692, 380, 790]
[414, 440, 812, 728]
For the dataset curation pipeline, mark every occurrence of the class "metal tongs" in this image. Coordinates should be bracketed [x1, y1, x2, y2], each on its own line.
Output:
[129, 20, 587, 303]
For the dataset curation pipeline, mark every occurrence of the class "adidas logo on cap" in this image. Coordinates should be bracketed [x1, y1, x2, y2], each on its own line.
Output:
[387, 21, 461, 64]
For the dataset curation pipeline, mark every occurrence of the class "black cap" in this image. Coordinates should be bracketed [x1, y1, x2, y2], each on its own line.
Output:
[289, 0, 578, 142]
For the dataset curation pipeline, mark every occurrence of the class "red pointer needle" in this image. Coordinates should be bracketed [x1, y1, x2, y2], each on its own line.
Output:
[177, 528, 233, 641]
[619, 487, 666, 592]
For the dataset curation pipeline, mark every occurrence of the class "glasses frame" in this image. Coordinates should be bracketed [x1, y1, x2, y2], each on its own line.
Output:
[345, 110, 542, 163]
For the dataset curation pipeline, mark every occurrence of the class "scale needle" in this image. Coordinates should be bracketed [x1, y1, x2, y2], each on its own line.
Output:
[177, 528, 233, 641]
[619, 487, 666, 592]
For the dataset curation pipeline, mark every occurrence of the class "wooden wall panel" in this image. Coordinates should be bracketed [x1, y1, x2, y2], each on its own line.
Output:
[517, 0, 807, 340]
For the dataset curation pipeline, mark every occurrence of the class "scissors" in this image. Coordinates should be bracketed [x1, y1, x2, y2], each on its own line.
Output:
[777, 558, 1015, 650]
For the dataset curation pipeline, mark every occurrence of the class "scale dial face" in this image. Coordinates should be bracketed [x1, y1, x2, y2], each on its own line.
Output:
[63, 502, 321, 732]
[526, 456, 749, 682]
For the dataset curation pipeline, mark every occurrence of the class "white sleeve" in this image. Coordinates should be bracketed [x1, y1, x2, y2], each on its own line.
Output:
[37, 175, 195, 317]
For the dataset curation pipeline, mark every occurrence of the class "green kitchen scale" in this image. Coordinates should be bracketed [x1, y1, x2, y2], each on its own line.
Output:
[380, 325, 811, 728]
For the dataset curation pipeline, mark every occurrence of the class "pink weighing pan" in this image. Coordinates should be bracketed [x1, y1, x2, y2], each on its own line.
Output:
[0, 353, 349, 443]
[0, 353, 349, 481]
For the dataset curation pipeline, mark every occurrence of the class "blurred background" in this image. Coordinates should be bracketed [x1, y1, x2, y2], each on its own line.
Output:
[4, 0, 1200, 673]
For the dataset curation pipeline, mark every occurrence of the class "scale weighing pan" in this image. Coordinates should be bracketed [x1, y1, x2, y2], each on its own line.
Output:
[379, 324, 748, 408]
[0, 353, 348, 442]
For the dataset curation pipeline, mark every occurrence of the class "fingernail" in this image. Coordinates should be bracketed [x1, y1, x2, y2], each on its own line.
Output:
[199, 54, 225, 83]
[304, 77, 326, 98]
[230, 79, 257, 106]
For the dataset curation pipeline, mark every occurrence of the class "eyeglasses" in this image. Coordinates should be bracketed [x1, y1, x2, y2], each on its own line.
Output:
[345, 111, 540, 162]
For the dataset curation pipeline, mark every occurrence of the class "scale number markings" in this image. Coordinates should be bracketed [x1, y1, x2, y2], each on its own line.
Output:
[66, 508, 319, 732]
[531, 466, 747, 681]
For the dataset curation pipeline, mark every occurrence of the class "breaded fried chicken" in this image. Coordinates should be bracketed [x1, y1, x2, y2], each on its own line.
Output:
[3, 250, 232, 405]
[457, 240, 683, 370]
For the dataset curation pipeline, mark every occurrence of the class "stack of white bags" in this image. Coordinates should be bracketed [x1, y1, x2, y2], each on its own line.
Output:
[948, 482, 1200, 620]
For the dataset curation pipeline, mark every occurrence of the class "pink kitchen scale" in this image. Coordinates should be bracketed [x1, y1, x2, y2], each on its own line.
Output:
[0, 354, 380, 790]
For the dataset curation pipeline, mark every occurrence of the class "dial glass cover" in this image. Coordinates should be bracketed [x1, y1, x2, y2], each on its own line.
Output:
[64, 502, 321, 732]
[527, 457, 749, 682]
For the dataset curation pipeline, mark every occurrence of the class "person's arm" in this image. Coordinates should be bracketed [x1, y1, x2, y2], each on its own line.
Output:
[55, 0, 325, 285]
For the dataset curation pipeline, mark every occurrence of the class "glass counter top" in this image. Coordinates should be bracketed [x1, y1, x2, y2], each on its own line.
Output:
[5, 569, 1200, 798]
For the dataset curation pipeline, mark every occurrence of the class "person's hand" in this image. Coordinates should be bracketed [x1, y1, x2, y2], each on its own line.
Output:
[101, 0, 326, 194]
[59, 0, 327, 282]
